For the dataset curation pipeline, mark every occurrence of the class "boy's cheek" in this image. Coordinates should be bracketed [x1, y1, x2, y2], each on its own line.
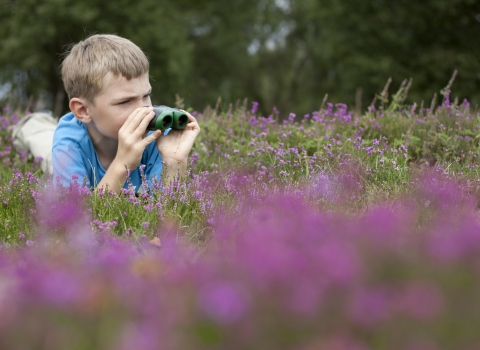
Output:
[118, 112, 131, 126]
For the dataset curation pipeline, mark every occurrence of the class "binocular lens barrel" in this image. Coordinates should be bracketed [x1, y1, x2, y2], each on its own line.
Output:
[162, 116, 173, 127]
[146, 106, 189, 131]
[172, 113, 188, 129]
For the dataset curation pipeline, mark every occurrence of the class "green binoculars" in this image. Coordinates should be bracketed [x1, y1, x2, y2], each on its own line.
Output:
[146, 105, 189, 131]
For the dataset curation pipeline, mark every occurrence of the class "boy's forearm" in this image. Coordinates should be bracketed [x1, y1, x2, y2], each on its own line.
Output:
[97, 159, 128, 193]
[162, 157, 187, 185]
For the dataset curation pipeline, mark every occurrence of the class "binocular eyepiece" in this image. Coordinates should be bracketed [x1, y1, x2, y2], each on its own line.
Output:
[146, 105, 189, 131]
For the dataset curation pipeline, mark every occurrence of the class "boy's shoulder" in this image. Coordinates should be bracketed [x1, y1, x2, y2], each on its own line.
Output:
[53, 112, 90, 147]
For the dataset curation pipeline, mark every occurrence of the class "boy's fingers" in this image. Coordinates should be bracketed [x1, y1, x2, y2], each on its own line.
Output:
[135, 109, 156, 134]
[122, 107, 153, 133]
[186, 119, 200, 131]
[180, 109, 197, 123]
[129, 107, 153, 133]
[180, 110, 200, 131]
[142, 129, 162, 146]
[120, 107, 142, 132]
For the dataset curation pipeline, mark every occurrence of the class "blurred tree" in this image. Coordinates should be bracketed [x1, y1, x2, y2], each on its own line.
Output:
[267, 0, 480, 112]
[1, 0, 479, 116]
[179, 0, 259, 109]
[0, 0, 192, 116]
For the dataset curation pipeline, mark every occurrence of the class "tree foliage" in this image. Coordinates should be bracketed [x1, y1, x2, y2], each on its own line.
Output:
[1, 0, 479, 116]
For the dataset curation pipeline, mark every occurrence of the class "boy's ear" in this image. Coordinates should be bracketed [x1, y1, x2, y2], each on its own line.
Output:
[69, 98, 93, 124]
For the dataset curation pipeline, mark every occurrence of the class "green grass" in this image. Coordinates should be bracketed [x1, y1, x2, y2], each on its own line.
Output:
[0, 94, 479, 246]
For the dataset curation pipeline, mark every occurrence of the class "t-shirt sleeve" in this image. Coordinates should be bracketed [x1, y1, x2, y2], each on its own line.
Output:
[52, 142, 91, 188]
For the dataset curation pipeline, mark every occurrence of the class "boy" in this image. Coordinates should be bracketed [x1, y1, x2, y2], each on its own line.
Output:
[53, 34, 200, 193]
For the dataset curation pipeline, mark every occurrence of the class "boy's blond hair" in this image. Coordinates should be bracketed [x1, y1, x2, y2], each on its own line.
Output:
[61, 34, 149, 103]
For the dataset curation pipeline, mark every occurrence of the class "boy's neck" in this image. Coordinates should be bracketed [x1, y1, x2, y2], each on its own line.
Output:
[86, 123, 118, 169]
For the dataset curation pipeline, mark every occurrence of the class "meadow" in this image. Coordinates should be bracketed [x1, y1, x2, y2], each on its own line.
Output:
[1, 84, 480, 349]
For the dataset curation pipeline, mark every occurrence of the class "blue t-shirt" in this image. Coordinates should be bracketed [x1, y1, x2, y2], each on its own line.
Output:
[52, 112, 162, 190]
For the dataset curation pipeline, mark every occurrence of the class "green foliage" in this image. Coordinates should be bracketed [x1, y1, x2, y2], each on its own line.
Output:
[0, 171, 39, 244]
[1, 1, 479, 116]
[0, 0, 194, 113]
[1, 94, 480, 245]
[85, 178, 209, 242]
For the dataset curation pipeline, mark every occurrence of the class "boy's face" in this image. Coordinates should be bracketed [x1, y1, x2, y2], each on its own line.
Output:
[86, 73, 152, 140]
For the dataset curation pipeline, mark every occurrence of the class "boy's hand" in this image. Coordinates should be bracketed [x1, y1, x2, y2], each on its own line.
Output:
[156, 111, 200, 179]
[98, 106, 161, 193]
[116, 106, 162, 170]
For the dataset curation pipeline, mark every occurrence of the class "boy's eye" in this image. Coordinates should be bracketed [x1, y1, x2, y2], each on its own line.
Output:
[117, 93, 150, 105]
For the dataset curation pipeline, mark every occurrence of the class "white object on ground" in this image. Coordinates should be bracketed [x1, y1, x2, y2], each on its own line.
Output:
[12, 111, 58, 174]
